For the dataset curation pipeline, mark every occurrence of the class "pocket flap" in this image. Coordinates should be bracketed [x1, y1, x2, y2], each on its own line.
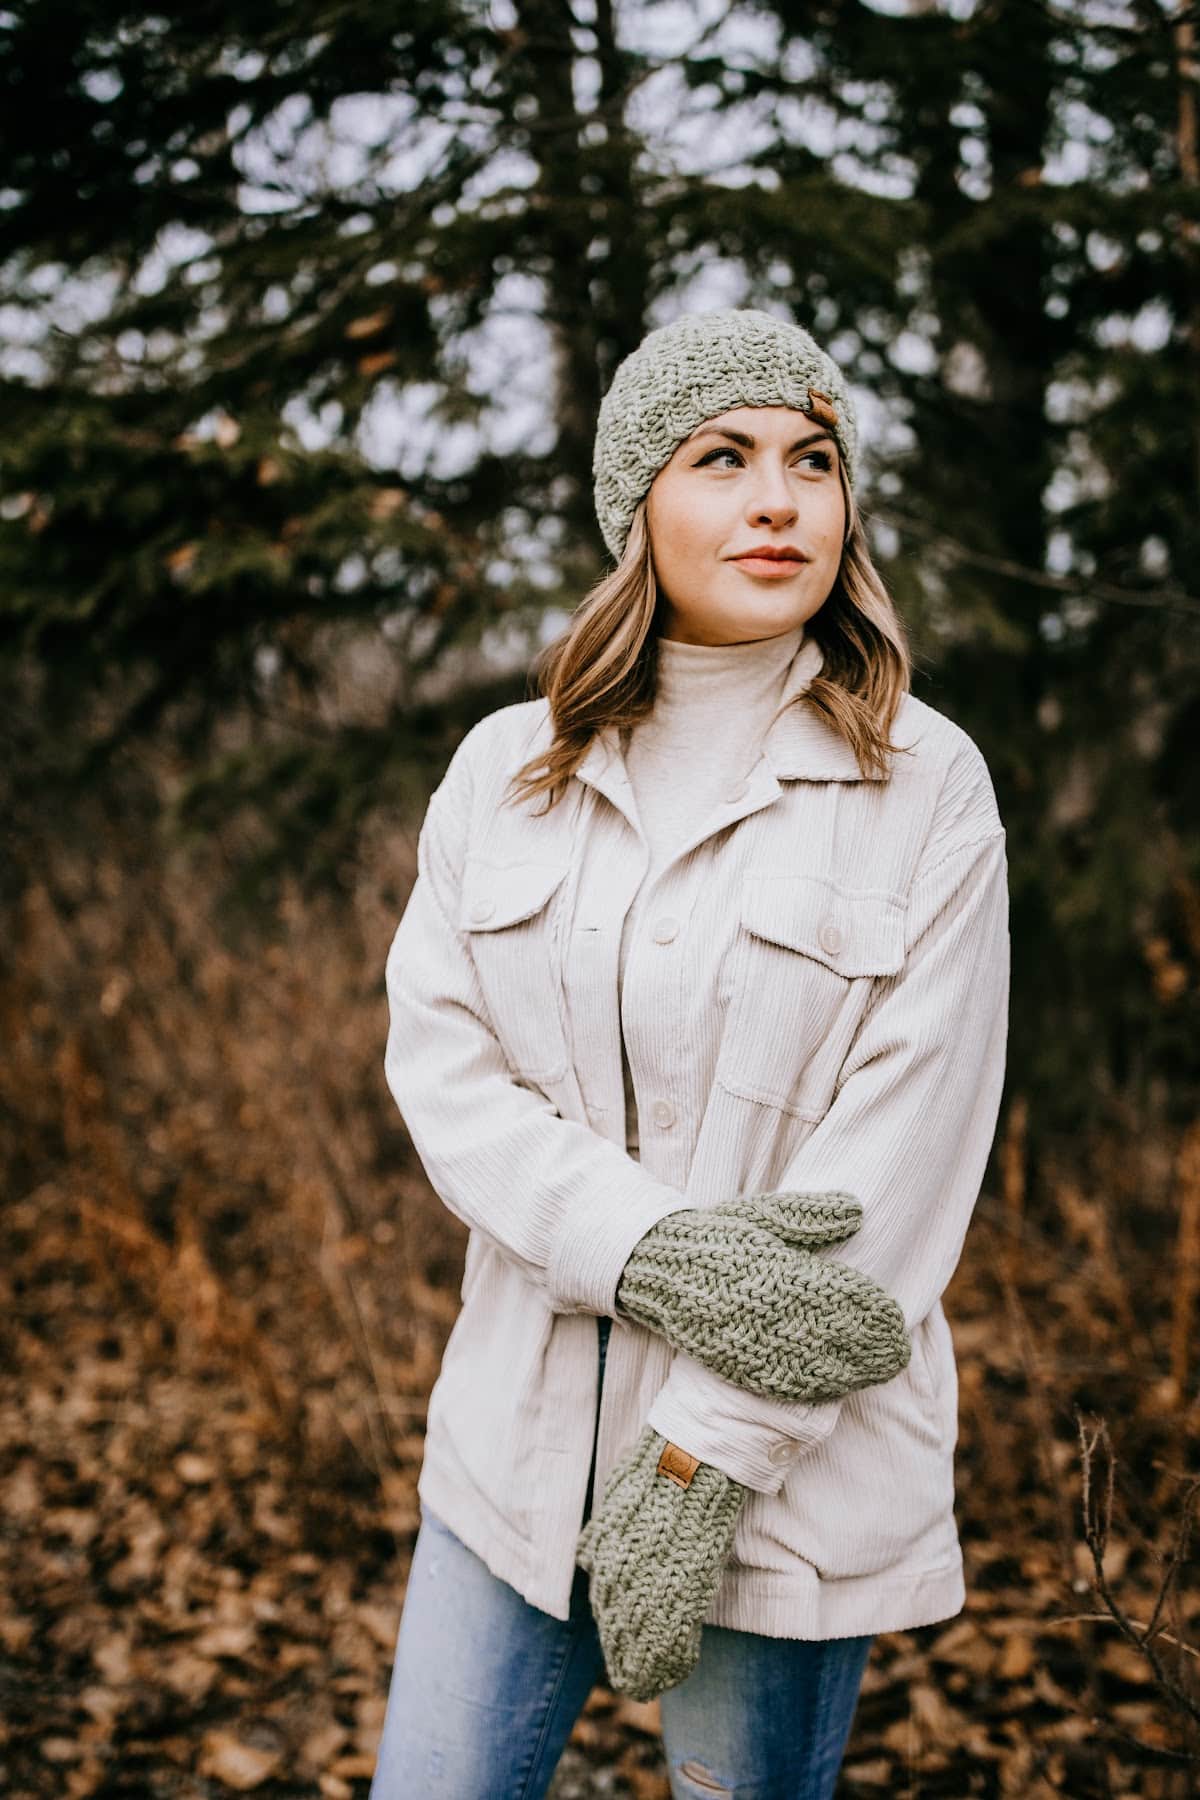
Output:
[459, 858, 569, 932]
[740, 873, 906, 977]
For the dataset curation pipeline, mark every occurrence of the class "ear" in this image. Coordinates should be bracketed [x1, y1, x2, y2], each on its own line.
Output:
[740, 1189, 863, 1249]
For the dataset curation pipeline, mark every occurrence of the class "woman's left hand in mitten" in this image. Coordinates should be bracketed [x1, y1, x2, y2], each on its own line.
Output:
[576, 1424, 746, 1702]
[616, 1190, 912, 1402]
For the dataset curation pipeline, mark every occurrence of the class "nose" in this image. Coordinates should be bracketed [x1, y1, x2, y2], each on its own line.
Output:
[744, 458, 798, 527]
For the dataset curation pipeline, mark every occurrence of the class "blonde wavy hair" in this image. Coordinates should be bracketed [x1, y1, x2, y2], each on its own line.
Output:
[505, 460, 913, 815]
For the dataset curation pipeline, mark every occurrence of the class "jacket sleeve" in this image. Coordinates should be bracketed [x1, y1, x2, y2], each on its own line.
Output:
[383, 724, 692, 1316]
[644, 746, 1011, 1496]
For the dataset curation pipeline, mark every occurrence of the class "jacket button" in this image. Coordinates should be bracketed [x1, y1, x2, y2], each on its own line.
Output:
[651, 1099, 676, 1129]
[652, 917, 679, 943]
[767, 1440, 796, 1466]
[817, 920, 844, 956]
[469, 898, 495, 922]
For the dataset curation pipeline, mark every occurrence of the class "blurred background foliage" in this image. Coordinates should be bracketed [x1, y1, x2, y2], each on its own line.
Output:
[4, 3, 1200, 1791]
[1, 0, 1197, 1168]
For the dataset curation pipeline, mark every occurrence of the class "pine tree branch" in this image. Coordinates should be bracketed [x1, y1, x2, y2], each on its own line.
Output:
[873, 508, 1200, 617]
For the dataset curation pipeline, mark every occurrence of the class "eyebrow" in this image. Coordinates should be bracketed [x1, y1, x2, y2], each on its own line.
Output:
[686, 425, 836, 456]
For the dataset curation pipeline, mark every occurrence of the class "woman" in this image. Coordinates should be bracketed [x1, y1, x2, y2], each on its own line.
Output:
[371, 308, 1010, 1798]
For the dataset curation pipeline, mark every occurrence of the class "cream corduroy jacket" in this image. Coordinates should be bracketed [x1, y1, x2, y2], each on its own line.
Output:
[383, 635, 1010, 1640]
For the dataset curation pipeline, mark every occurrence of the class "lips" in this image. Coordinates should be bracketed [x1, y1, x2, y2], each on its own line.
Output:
[730, 548, 810, 576]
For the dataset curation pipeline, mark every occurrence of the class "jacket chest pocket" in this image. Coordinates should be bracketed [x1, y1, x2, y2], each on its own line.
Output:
[715, 872, 906, 1120]
[459, 857, 571, 1086]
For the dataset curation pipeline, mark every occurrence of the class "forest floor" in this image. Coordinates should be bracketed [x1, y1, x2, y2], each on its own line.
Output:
[3, 818, 1199, 1798]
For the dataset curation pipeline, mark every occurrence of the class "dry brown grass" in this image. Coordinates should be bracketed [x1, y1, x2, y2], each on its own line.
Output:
[2, 758, 1200, 1796]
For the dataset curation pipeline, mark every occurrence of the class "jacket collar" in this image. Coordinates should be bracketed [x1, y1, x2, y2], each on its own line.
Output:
[760, 634, 873, 782]
[571, 632, 913, 795]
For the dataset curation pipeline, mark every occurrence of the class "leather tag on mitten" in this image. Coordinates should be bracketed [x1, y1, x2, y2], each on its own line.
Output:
[657, 1442, 700, 1489]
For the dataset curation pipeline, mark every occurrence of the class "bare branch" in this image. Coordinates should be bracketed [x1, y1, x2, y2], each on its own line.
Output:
[872, 508, 1200, 618]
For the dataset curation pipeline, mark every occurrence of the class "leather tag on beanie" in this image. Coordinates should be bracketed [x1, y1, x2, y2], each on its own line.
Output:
[657, 1442, 701, 1489]
[807, 388, 839, 428]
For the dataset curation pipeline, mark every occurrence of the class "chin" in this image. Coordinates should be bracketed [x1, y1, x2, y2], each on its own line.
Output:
[722, 601, 807, 634]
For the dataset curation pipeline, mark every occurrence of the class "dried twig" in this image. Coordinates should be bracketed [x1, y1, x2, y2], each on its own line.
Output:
[1076, 1409, 1200, 1748]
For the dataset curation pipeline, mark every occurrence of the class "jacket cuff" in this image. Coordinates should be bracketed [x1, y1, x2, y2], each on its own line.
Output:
[546, 1176, 694, 1317]
[645, 1359, 841, 1496]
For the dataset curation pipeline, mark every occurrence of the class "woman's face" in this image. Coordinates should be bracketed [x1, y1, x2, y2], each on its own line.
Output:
[644, 404, 847, 645]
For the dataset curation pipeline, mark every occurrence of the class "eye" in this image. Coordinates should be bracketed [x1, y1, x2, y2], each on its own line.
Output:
[694, 446, 834, 473]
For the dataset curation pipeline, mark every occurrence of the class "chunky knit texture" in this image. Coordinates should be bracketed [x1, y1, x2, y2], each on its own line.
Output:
[615, 1189, 912, 1400]
[580, 1192, 912, 1698]
[577, 1424, 746, 1701]
[592, 306, 858, 559]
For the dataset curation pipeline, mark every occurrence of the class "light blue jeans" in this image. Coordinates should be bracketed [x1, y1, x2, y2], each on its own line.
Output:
[370, 1319, 874, 1800]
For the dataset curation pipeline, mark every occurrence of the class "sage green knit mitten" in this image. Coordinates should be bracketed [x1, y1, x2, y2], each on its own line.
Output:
[616, 1189, 911, 1401]
[576, 1425, 745, 1702]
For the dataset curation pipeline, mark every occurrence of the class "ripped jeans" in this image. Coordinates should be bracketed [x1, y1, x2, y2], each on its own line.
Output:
[369, 1317, 874, 1800]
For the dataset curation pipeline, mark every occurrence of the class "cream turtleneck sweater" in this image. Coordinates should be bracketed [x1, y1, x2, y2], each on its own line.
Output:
[618, 622, 808, 1159]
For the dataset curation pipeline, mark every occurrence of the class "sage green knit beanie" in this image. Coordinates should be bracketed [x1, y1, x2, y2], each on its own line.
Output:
[592, 306, 858, 561]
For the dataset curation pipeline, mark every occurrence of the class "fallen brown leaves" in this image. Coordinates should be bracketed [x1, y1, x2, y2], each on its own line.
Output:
[2, 794, 1199, 1796]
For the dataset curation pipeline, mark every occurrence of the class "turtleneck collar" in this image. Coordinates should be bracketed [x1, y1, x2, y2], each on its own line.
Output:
[649, 622, 807, 724]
